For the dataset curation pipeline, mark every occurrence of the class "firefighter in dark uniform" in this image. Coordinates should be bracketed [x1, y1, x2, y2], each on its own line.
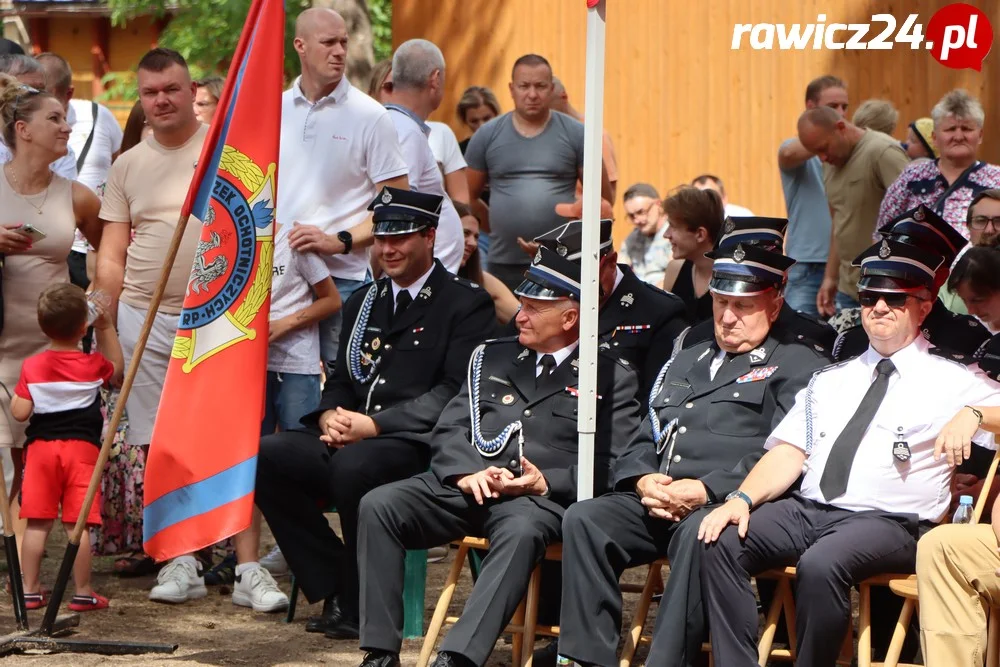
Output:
[525, 218, 689, 405]
[253, 188, 496, 639]
[833, 204, 990, 362]
[556, 240, 830, 667]
[979, 334, 1000, 381]
[681, 216, 837, 354]
[354, 247, 642, 667]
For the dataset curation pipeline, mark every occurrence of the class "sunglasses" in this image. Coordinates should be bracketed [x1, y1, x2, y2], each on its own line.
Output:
[858, 291, 924, 308]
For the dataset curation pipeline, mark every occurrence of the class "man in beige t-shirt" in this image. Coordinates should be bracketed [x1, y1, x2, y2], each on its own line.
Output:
[798, 106, 909, 317]
[94, 48, 205, 448]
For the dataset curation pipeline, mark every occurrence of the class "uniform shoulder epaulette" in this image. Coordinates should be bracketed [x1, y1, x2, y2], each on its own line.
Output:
[975, 335, 1000, 381]
[929, 346, 979, 366]
[451, 274, 486, 291]
[811, 358, 853, 377]
[483, 335, 519, 346]
[597, 346, 633, 370]
[924, 312, 990, 356]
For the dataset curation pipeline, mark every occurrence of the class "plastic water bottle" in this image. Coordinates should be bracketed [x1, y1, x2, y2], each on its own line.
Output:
[953, 495, 975, 524]
[556, 657, 574, 667]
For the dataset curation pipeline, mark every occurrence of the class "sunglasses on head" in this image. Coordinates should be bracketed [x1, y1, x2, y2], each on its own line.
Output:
[858, 290, 923, 308]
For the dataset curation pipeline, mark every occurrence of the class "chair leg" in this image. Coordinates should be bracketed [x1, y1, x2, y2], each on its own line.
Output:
[418, 545, 470, 667]
[987, 606, 1000, 667]
[520, 564, 542, 667]
[619, 562, 663, 667]
[757, 578, 789, 666]
[882, 598, 915, 667]
[285, 575, 299, 624]
[511, 597, 527, 666]
[781, 580, 797, 661]
[403, 549, 428, 640]
[858, 583, 872, 667]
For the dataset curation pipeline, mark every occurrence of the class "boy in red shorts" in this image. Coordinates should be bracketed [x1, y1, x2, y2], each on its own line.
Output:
[11, 284, 123, 611]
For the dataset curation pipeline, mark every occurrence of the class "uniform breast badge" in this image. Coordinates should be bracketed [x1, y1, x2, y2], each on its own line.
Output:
[893, 426, 911, 462]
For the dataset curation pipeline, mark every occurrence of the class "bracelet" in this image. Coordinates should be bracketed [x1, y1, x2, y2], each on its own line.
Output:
[967, 405, 985, 427]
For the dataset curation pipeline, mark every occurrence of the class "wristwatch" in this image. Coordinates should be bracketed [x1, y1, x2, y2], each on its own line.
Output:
[726, 490, 753, 509]
[337, 231, 353, 254]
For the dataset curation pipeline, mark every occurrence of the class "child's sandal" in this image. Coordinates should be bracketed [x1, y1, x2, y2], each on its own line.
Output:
[23, 592, 45, 610]
[68, 593, 108, 612]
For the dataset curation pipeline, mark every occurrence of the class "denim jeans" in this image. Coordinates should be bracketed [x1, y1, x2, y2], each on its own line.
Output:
[261, 371, 321, 435]
[319, 274, 371, 373]
[784, 262, 825, 316]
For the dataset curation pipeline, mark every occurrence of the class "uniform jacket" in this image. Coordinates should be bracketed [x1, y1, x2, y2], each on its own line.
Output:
[430, 337, 641, 508]
[300, 260, 496, 445]
[613, 332, 829, 501]
[834, 298, 990, 362]
[681, 302, 836, 354]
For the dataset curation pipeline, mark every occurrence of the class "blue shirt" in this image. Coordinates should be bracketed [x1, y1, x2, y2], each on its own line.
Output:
[779, 139, 832, 263]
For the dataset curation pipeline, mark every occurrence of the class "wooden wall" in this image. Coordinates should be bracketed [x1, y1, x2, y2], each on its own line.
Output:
[393, 0, 1000, 246]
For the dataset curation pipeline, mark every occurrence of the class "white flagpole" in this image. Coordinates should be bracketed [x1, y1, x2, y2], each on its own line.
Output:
[577, 0, 606, 502]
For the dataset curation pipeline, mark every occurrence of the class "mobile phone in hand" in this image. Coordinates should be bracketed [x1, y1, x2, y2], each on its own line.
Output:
[18, 224, 47, 243]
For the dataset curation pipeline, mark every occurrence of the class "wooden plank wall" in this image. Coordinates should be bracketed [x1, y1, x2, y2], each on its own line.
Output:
[393, 0, 1000, 247]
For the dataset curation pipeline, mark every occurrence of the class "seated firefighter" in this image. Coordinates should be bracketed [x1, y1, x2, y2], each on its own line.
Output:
[556, 237, 829, 667]
[354, 246, 642, 667]
[253, 187, 496, 639]
[698, 237, 1000, 667]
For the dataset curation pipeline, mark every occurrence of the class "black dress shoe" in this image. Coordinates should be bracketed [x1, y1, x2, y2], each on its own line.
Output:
[359, 650, 400, 667]
[430, 651, 476, 667]
[532, 640, 559, 667]
[306, 595, 356, 634]
[323, 614, 359, 640]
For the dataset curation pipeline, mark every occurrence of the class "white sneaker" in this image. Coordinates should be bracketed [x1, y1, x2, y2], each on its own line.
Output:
[149, 559, 208, 603]
[259, 545, 289, 576]
[232, 564, 288, 613]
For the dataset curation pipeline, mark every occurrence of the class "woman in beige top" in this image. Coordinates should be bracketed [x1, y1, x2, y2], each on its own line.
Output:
[0, 74, 102, 494]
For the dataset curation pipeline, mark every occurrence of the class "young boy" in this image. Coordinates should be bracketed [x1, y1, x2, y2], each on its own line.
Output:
[11, 283, 123, 611]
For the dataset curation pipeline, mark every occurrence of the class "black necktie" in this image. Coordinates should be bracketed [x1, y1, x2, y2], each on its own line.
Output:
[393, 290, 412, 322]
[537, 354, 557, 387]
[819, 358, 896, 500]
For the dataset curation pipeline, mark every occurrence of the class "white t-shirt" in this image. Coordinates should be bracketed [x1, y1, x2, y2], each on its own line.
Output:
[725, 203, 754, 217]
[276, 76, 409, 281]
[427, 121, 467, 175]
[386, 107, 462, 273]
[268, 224, 333, 375]
[68, 99, 124, 254]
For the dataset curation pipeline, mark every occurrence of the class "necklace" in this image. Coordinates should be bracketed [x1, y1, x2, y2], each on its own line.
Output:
[4, 164, 50, 215]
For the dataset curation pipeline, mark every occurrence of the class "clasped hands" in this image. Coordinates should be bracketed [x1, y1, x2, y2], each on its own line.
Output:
[456, 457, 548, 505]
[319, 407, 380, 447]
[635, 473, 708, 522]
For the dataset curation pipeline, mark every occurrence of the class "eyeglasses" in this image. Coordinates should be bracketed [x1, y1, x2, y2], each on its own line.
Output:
[969, 215, 1000, 231]
[625, 201, 657, 221]
[858, 290, 926, 308]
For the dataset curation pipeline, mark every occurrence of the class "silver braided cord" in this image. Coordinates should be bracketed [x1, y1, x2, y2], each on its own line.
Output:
[648, 329, 687, 451]
[467, 344, 523, 458]
[347, 283, 382, 384]
[804, 371, 820, 454]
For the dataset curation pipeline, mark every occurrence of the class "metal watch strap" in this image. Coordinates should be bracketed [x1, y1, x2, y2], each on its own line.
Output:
[967, 405, 984, 426]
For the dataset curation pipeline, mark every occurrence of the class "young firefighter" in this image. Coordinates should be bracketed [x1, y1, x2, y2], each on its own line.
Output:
[11, 283, 123, 611]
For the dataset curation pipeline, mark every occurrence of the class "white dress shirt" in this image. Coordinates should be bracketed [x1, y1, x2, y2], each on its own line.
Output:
[766, 336, 1000, 521]
[390, 262, 435, 305]
[535, 340, 580, 377]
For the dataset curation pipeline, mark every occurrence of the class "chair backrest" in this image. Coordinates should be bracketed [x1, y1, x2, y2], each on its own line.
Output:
[973, 449, 1000, 523]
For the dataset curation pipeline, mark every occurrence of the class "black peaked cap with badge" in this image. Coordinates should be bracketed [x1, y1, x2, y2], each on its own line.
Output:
[510, 218, 689, 408]
[368, 186, 443, 236]
[680, 218, 836, 355]
[878, 204, 967, 268]
[852, 237, 943, 292]
[515, 246, 582, 301]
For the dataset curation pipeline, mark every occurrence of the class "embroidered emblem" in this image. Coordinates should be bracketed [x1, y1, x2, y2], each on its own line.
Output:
[879, 240, 891, 259]
[501, 394, 515, 405]
[371, 337, 381, 351]
[749, 347, 767, 363]
[620, 293, 635, 308]
[736, 366, 779, 383]
[724, 219, 735, 234]
[419, 286, 432, 299]
[734, 244, 746, 262]
[557, 244, 568, 257]
[381, 190, 392, 204]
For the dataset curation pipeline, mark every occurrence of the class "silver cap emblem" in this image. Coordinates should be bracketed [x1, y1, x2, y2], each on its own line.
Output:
[878, 240, 891, 259]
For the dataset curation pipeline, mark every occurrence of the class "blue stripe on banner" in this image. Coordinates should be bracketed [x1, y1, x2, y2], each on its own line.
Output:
[143, 456, 257, 543]
[189, 26, 259, 221]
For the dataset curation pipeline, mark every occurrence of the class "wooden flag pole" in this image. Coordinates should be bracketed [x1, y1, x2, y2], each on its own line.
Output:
[40, 211, 194, 635]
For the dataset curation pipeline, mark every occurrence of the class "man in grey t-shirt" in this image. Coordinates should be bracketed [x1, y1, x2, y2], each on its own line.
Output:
[465, 53, 611, 290]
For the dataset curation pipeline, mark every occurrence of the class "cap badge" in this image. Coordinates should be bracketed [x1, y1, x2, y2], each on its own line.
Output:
[878, 240, 891, 259]
[913, 208, 925, 221]
[733, 244, 746, 263]
[724, 219, 735, 234]
[620, 293, 634, 308]
[534, 249, 543, 264]
[501, 394, 515, 405]
[381, 190, 392, 204]
[556, 244, 568, 257]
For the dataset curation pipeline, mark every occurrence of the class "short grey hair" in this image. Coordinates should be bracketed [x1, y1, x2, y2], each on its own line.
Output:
[932, 89, 985, 128]
[392, 39, 445, 90]
[0, 54, 45, 80]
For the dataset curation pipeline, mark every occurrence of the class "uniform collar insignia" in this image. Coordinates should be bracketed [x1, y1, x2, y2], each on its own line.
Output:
[922, 328, 931, 340]
[879, 239, 892, 259]
[749, 346, 767, 363]
[380, 284, 388, 298]
[620, 292, 634, 308]
[571, 358, 579, 368]
[697, 348, 712, 362]
[534, 249, 543, 264]
[518, 348, 530, 360]
[419, 285, 433, 299]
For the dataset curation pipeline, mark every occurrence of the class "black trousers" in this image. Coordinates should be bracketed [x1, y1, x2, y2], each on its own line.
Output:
[67, 251, 93, 353]
[701, 496, 919, 667]
[558, 492, 711, 667]
[358, 473, 563, 666]
[253, 430, 427, 616]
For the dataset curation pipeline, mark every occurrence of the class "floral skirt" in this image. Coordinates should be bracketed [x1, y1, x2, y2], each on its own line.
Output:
[89, 389, 145, 556]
